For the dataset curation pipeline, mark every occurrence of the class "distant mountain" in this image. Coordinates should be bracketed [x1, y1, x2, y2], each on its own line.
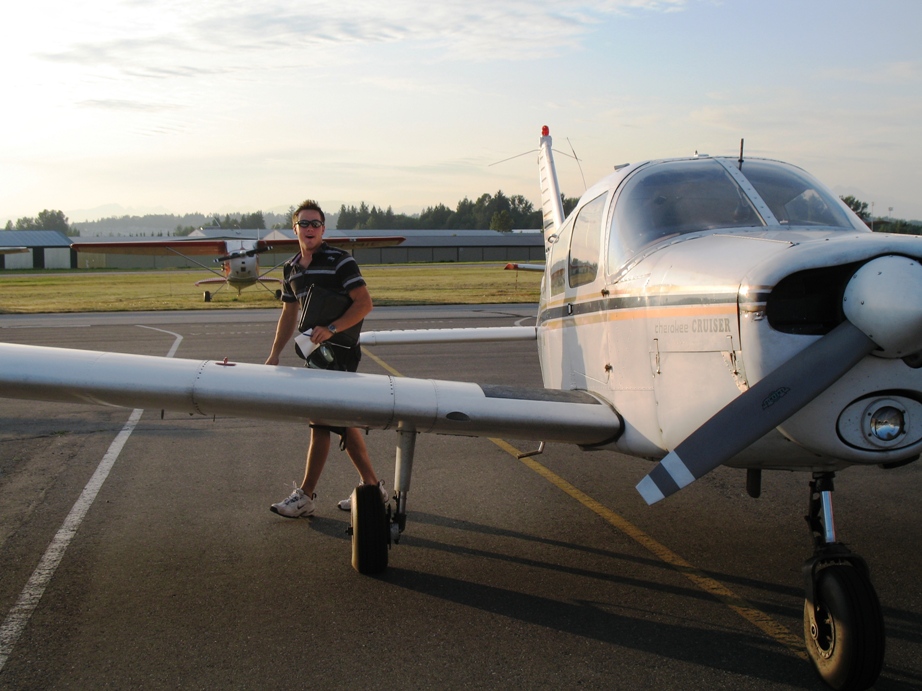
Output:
[67, 204, 174, 223]
[71, 211, 339, 237]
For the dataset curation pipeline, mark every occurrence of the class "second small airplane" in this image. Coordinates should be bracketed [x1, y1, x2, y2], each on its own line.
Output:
[71, 232, 405, 301]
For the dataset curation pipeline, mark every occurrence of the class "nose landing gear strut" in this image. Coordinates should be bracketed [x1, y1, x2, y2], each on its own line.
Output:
[802, 472, 885, 691]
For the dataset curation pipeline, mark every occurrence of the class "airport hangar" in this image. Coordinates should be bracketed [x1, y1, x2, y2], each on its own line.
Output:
[0, 229, 545, 270]
[0, 231, 74, 270]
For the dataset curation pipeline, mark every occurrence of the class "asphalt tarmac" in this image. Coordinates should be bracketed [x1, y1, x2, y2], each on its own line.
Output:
[1, 306, 920, 690]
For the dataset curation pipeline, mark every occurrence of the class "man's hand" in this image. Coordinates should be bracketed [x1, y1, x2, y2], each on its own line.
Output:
[310, 325, 333, 344]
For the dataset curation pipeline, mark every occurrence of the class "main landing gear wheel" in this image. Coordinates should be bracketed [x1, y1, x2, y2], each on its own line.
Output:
[350, 483, 389, 575]
[804, 564, 885, 691]
[203, 290, 212, 302]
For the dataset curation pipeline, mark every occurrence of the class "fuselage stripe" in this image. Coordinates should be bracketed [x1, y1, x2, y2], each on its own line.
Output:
[538, 292, 737, 327]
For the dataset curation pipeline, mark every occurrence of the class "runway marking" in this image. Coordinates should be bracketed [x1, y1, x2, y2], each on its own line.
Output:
[0, 327, 183, 673]
[363, 345, 805, 660]
[362, 348, 402, 376]
[491, 438, 806, 660]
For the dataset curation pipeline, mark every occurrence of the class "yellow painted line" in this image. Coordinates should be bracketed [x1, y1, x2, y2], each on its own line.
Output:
[490, 438, 806, 659]
[363, 347, 805, 659]
[361, 348, 402, 376]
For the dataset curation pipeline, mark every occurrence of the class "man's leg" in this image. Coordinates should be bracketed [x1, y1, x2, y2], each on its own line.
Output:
[301, 427, 331, 496]
[342, 427, 378, 486]
[270, 427, 329, 518]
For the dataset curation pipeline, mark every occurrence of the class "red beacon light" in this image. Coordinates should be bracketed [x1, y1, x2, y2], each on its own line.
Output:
[541, 125, 549, 136]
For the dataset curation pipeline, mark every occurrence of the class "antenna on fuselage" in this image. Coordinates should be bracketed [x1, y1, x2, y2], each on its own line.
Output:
[738, 138, 745, 168]
[566, 137, 587, 191]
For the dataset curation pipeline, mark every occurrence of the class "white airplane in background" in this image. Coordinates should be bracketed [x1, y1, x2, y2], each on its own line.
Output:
[70, 233, 405, 301]
[3, 127, 922, 690]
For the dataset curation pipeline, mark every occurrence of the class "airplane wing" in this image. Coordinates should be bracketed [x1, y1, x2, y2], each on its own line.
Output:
[0, 342, 621, 447]
[0, 246, 29, 255]
[359, 326, 537, 346]
[70, 239, 235, 256]
[504, 262, 545, 272]
[71, 236, 405, 256]
[327, 236, 406, 249]
[265, 236, 406, 250]
[194, 277, 282, 286]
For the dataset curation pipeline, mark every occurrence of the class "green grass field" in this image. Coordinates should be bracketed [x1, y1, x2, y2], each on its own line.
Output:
[0, 264, 542, 314]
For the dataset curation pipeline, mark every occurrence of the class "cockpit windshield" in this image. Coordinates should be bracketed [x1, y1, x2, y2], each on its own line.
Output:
[607, 157, 864, 272]
[608, 159, 763, 263]
[739, 160, 859, 229]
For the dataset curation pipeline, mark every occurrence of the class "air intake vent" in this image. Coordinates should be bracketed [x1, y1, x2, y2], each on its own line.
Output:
[766, 263, 860, 335]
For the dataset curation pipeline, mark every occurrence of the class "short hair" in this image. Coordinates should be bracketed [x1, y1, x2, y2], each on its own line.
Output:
[292, 199, 325, 225]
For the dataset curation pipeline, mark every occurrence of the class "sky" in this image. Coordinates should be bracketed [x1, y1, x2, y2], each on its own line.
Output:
[2, 0, 920, 225]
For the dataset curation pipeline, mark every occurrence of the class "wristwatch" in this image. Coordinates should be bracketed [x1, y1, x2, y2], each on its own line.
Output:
[327, 324, 337, 334]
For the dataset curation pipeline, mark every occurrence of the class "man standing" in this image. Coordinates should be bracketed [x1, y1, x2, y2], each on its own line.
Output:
[265, 199, 388, 517]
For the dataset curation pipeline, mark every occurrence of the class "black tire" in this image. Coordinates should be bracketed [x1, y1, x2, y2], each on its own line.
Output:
[351, 483, 388, 575]
[274, 289, 282, 300]
[803, 564, 885, 691]
[203, 291, 212, 302]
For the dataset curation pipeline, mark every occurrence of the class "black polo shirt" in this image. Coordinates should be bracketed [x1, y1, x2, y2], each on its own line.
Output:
[281, 243, 366, 307]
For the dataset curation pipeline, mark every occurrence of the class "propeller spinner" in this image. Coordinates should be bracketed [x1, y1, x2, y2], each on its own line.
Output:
[216, 244, 270, 263]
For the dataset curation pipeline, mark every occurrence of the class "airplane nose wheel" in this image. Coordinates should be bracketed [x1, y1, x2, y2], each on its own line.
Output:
[802, 474, 885, 691]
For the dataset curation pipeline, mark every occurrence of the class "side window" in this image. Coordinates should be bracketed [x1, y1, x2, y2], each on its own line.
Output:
[568, 193, 606, 288]
[548, 220, 573, 297]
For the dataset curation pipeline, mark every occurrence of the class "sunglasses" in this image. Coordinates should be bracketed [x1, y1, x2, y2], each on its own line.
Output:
[295, 219, 324, 228]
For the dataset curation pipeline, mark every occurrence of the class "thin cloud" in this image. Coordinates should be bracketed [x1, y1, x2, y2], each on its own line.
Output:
[78, 99, 177, 112]
[814, 60, 921, 85]
[36, 0, 688, 76]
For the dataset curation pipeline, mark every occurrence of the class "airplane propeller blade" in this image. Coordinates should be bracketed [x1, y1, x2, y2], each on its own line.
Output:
[636, 322, 875, 504]
[636, 254, 922, 505]
[216, 245, 270, 262]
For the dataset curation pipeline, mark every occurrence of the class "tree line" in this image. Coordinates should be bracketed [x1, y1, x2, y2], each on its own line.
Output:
[336, 190, 579, 232]
[174, 211, 272, 236]
[4, 209, 79, 236]
[6, 194, 919, 238]
[840, 196, 922, 234]
[2, 191, 579, 237]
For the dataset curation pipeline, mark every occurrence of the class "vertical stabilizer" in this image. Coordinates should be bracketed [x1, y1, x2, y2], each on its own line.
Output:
[538, 126, 565, 240]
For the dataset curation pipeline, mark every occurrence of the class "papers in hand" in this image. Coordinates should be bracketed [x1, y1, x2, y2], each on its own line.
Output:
[294, 329, 320, 358]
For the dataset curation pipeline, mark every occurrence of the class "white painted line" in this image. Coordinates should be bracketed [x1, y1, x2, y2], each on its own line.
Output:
[0, 408, 142, 671]
[0, 326, 182, 673]
[138, 325, 184, 358]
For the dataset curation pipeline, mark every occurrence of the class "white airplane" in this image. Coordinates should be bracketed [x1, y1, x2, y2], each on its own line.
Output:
[2, 127, 920, 690]
[70, 233, 405, 301]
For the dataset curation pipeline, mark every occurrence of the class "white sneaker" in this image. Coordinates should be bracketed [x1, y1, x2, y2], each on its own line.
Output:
[270, 485, 316, 518]
[337, 480, 388, 511]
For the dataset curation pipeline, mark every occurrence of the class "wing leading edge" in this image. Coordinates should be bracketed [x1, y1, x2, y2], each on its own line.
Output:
[70, 240, 234, 256]
[0, 343, 620, 447]
[70, 235, 405, 256]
